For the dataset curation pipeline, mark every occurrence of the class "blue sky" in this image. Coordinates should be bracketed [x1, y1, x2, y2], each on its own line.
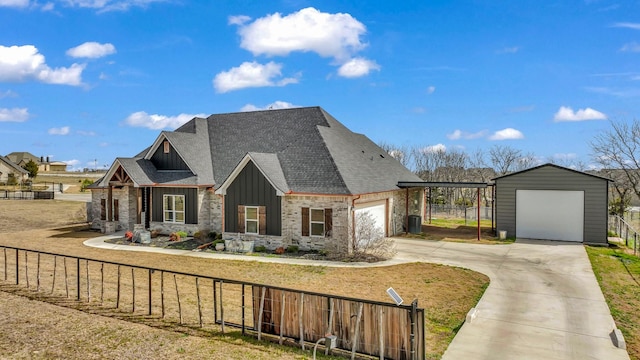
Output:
[1, 0, 639, 171]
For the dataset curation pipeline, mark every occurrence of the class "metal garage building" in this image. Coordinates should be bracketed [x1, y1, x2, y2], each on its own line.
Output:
[494, 163, 609, 245]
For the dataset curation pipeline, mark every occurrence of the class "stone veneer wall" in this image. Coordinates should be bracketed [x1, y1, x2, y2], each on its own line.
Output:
[90, 186, 137, 232]
[390, 188, 423, 235]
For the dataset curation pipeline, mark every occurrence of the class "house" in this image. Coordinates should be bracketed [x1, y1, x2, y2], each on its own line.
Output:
[0, 155, 29, 184]
[5, 152, 67, 172]
[89, 107, 424, 253]
[493, 163, 609, 245]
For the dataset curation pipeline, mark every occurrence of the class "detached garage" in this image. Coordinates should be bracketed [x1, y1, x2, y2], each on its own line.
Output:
[494, 163, 609, 245]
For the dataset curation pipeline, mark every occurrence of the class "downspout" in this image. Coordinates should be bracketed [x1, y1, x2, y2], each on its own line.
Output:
[351, 195, 361, 253]
[218, 193, 225, 233]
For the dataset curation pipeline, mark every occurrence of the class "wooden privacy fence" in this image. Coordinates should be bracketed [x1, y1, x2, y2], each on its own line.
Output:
[0, 245, 425, 360]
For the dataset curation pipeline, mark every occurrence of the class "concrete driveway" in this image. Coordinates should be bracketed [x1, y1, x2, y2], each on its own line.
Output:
[394, 238, 630, 360]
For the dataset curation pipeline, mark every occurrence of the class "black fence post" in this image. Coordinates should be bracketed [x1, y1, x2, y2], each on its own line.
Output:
[148, 269, 153, 316]
[242, 284, 245, 335]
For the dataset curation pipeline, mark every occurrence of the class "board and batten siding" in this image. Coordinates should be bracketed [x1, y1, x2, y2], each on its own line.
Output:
[224, 161, 282, 236]
[150, 140, 190, 170]
[495, 165, 608, 245]
[151, 187, 198, 224]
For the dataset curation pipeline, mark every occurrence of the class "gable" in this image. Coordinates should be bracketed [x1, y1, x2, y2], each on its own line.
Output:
[150, 139, 190, 171]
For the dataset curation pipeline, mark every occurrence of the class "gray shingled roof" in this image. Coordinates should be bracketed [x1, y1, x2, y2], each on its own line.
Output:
[100, 106, 421, 195]
[0, 155, 29, 174]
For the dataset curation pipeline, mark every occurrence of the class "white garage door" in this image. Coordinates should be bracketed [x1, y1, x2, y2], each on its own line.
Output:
[355, 201, 386, 238]
[516, 190, 584, 242]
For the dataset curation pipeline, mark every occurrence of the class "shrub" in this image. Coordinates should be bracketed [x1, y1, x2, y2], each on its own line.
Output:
[208, 232, 218, 241]
[254, 245, 267, 252]
[285, 245, 299, 253]
[124, 231, 133, 240]
[176, 231, 188, 239]
[80, 179, 94, 192]
[169, 232, 180, 241]
[274, 247, 285, 254]
[212, 239, 225, 246]
[194, 231, 208, 241]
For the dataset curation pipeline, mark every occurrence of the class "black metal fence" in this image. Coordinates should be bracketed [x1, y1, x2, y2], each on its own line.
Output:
[0, 190, 54, 200]
[0, 245, 425, 360]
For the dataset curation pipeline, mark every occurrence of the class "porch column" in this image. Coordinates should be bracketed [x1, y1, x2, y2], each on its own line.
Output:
[107, 185, 113, 221]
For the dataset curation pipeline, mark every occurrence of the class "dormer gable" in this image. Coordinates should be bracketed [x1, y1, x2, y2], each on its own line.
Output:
[146, 134, 190, 171]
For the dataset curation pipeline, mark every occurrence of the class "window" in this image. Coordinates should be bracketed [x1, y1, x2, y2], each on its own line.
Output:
[245, 206, 259, 234]
[310, 208, 325, 236]
[163, 194, 185, 223]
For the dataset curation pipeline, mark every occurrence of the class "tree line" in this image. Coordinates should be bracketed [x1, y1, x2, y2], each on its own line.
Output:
[379, 119, 640, 215]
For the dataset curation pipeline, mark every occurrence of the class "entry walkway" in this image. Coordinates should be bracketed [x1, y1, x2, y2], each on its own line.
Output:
[394, 238, 630, 360]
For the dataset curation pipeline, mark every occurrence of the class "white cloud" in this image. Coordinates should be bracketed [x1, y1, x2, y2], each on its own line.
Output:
[553, 106, 607, 122]
[66, 42, 116, 58]
[427, 86, 435, 94]
[489, 128, 524, 140]
[41, 2, 54, 11]
[422, 144, 446, 153]
[76, 130, 96, 136]
[612, 22, 640, 30]
[64, 159, 80, 166]
[63, 0, 165, 12]
[228, 15, 251, 25]
[620, 42, 640, 52]
[0, 107, 29, 122]
[0, 0, 29, 7]
[240, 101, 299, 112]
[0, 89, 18, 98]
[234, 7, 368, 61]
[48, 126, 70, 135]
[447, 129, 487, 140]
[123, 111, 207, 130]
[213, 61, 298, 93]
[0, 45, 84, 86]
[337, 57, 380, 78]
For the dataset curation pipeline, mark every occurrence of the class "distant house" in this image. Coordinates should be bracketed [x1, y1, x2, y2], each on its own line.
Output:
[89, 107, 424, 252]
[6, 152, 67, 172]
[0, 155, 29, 184]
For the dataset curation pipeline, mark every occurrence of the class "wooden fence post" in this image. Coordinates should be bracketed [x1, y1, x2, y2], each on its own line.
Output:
[351, 302, 364, 360]
[25, 252, 29, 289]
[3, 248, 6, 281]
[196, 278, 203, 327]
[220, 280, 225, 333]
[174, 274, 182, 324]
[326, 297, 334, 355]
[258, 286, 266, 340]
[378, 306, 385, 360]
[63, 257, 69, 298]
[86, 261, 91, 302]
[131, 267, 136, 313]
[279, 291, 285, 345]
[148, 269, 152, 316]
[299, 293, 305, 350]
[116, 265, 121, 308]
[51, 256, 56, 294]
[36, 253, 40, 292]
[410, 299, 418, 360]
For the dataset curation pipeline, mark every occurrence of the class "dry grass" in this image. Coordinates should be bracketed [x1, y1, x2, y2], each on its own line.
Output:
[586, 245, 640, 360]
[0, 200, 489, 360]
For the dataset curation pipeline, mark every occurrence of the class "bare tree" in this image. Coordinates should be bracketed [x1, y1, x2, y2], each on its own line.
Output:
[591, 120, 640, 201]
[489, 145, 537, 175]
[350, 211, 396, 261]
[378, 141, 412, 168]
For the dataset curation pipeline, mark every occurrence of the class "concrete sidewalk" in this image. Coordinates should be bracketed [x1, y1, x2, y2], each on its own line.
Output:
[83, 235, 408, 268]
[394, 238, 630, 360]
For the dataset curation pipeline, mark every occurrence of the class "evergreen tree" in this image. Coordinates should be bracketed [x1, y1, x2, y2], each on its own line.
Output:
[23, 159, 39, 179]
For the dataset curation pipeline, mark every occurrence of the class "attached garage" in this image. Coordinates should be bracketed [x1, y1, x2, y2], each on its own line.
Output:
[355, 200, 387, 237]
[494, 164, 609, 245]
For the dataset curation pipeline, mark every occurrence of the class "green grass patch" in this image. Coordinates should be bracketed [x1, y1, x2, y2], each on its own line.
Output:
[586, 245, 640, 360]
[428, 218, 493, 228]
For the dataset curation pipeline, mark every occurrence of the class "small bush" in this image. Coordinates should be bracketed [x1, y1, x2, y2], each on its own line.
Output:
[286, 245, 299, 253]
[208, 232, 218, 240]
[254, 245, 267, 252]
[274, 247, 285, 254]
[169, 232, 180, 241]
[124, 231, 133, 240]
[216, 233, 223, 240]
[212, 239, 225, 246]
[177, 231, 188, 239]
